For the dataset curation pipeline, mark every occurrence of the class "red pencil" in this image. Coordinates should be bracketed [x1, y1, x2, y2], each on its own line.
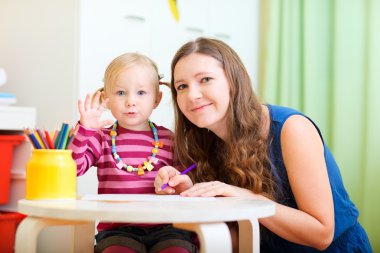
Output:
[44, 129, 55, 149]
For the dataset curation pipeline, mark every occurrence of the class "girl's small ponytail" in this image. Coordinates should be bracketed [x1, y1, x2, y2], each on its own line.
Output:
[159, 81, 170, 87]
[158, 74, 170, 87]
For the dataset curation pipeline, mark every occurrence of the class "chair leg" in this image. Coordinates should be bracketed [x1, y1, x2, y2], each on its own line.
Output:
[15, 216, 94, 253]
[238, 218, 260, 253]
[174, 222, 232, 253]
[72, 222, 95, 252]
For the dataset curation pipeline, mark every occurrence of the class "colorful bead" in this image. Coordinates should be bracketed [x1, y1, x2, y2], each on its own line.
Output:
[144, 161, 154, 171]
[152, 140, 164, 148]
[137, 165, 145, 175]
[110, 120, 159, 175]
[116, 161, 124, 170]
[149, 157, 159, 164]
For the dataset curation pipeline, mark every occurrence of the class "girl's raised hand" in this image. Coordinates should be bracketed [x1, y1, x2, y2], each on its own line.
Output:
[154, 166, 193, 194]
[78, 91, 114, 129]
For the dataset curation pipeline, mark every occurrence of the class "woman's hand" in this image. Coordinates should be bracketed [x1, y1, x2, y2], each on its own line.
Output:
[180, 181, 260, 198]
[78, 91, 113, 129]
[154, 166, 194, 194]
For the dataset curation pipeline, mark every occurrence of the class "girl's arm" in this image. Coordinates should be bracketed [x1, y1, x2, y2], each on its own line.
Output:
[180, 115, 334, 250]
[70, 92, 113, 176]
[154, 166, 194, 194]
[70, 124, 102, 176]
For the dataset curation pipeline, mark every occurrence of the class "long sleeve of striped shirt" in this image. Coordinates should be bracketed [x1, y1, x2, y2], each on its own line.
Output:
[70, 124, 102, 176]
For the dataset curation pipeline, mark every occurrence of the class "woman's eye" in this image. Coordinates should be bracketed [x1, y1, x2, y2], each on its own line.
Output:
[137, 90, 146, 96]
[201, 77, 212, 83]
[176, 84, 187, 91]
[116, 91, 125, 96]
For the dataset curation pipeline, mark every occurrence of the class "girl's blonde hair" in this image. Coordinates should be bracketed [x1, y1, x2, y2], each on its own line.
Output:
[170, 38, 275, 200]
[93, 52, 169, 102]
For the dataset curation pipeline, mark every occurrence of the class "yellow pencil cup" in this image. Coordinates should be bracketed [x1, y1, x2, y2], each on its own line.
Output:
[26, 149, 76, 200]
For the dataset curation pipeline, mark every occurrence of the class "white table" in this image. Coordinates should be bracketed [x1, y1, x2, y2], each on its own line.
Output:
[15, 195, 275, 253]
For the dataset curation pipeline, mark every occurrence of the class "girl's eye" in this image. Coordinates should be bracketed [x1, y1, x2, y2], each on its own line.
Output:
[137, 90, 146, 96]
[116, 91, 125, 96]
[176, 84, 187, 91]
[201, 77, 212, 83]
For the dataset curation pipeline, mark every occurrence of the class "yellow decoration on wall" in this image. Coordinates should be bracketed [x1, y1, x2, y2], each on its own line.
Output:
[168, 0, 179, 22]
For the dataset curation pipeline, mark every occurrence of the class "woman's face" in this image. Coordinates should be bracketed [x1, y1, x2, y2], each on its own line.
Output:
[173, 53, 231, 140]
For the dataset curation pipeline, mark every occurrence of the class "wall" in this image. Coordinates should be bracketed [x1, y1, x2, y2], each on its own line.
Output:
[0, 0, 79, 130]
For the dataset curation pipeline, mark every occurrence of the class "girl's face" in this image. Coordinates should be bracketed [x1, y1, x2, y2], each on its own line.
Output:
[173, 53, 231, 140]
[105, 64, 162, 131]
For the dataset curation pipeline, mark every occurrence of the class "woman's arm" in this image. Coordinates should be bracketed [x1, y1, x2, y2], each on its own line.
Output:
[258, 115, 334, 250]
[180, 115, 334, 250]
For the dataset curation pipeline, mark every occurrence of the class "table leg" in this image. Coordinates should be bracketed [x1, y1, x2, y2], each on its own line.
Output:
[15, 216, 94, 253]
[174, 222, 232, 253]
[238, 218, 260, 253]
[72, 222, 96, 253]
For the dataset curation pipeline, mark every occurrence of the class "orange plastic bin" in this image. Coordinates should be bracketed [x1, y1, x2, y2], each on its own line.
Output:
[0, 135, 25, 205]
[0, 211, 26, 253]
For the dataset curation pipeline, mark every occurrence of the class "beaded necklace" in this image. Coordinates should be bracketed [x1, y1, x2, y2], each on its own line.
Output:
[110, 120, 163, 175]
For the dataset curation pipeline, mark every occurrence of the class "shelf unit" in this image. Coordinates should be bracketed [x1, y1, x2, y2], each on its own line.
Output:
[0, 106, 36, 212]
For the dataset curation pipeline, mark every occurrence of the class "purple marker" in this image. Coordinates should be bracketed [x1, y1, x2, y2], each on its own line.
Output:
[161, 163, 197, 190]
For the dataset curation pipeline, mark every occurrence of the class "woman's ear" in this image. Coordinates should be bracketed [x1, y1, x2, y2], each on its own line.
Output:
[154, 91, 163, 109]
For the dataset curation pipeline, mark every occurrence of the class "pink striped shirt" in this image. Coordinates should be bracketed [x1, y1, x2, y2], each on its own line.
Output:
[70, 122, 174, 231]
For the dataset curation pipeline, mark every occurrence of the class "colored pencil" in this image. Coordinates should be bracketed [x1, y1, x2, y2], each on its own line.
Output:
[51, 129, 58, 143]
[25, 129, 43, 149]
[44, 129, 55, 149]
[33, 129, 46, 149]
[23, 123, 74, 150]
[36, 128, 49, 149]
[54, 129, 62, 148]
[65, 128, 75, 149]
[57, 123, 69, 149]
[23, 129, 36, 149]
[161, 163, 197, 190]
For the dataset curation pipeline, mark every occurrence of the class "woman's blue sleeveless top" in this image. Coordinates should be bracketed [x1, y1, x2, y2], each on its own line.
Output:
[262, 104, 371, 252]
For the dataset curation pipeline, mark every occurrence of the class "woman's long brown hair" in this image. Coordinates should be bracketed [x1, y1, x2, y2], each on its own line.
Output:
[170, 38, 275, 199]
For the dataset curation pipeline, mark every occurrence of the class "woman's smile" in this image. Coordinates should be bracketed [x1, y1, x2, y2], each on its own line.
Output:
[191, 103, 212, 112]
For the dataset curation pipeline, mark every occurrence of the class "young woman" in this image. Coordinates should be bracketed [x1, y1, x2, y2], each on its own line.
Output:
[155, 38, 372, 252]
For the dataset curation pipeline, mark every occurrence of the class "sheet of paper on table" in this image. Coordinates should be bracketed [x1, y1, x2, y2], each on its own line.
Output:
[81, 194, 216, 202]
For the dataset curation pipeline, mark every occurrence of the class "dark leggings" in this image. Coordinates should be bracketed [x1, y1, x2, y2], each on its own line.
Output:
[95, 225, 198, 253]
